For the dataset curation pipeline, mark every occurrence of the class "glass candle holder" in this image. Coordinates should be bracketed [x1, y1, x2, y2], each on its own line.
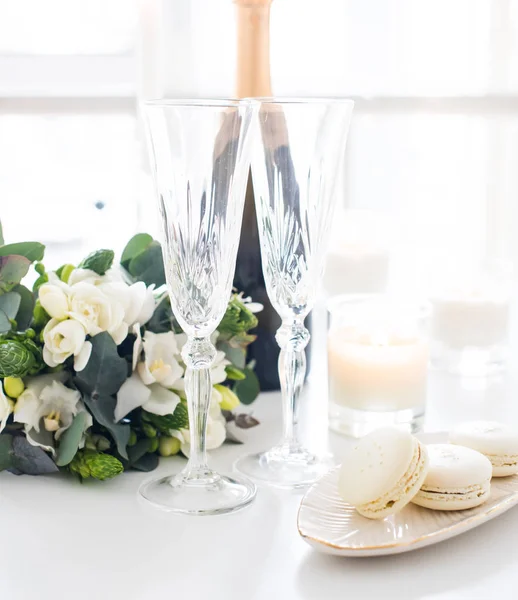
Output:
[327, 295, 430, 437]
[429, 260, 513, 376]
[323, 209, 391, 297]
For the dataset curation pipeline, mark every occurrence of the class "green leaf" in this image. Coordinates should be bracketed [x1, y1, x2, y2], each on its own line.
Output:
[56, 412, 88, 467]
[0, 434, 13, 471]
[74, 333, 130, 459]
[0, 242, 45, 263]
[142, 402, 189, 433]
[233, 368, 260, 405]
[83, 393, 130, 460]
[127, 438, 151, 464]
[121, 233, 154, 269]
[225, 365, 246, 381]
[128, 241, 166, 287]
[10, 436, 59, 475]
[12, 284, 35, 330]
[217, 340, 246, 370]
[74, 332, 128, 396]
[79, 249, 114, 275]
[0, 291, 21, 320]
[130, 452, 159, 472]
[0, 255, 31, 293]
[145, 294, 176, 334]
[0, 221, 4, 246]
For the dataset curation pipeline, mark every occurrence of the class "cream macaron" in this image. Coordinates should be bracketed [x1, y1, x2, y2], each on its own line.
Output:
[412, 444, 492, 511]
[338, 428, 429, 520]
[450, 420, 518, 477]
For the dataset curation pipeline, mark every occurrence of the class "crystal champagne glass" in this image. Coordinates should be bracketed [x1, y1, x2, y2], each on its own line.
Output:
[139, 99, 257, 514]
[235, 98, 354, 488]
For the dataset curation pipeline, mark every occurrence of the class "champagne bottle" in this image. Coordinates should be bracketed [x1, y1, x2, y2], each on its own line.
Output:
[233, 0, 311, 390]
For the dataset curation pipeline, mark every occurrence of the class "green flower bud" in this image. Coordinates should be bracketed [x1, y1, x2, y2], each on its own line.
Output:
[0, 340, 36, 378]
[159, 436, 181, 457]
[79, 249, 114, 276]
[3, 376, 25, 399]
[128, 430, 138, 447]
[32, 300, 50, 330]
[59, 264, 75, 283]
[148, 437, 159, 453]
[91, 434, 111, 452]
[84, 452, 124, 481]
[142, 422, 157, 438]
[214, 384, 240, 411]
[218, 295, 258, 337]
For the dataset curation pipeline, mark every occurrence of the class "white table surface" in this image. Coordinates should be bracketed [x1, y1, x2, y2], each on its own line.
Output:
[3, 350, 518, 600]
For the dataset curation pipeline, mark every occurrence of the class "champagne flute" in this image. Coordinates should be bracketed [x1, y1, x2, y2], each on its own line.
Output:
[235, 98, 354, 488]
[139, 99, 257, 514]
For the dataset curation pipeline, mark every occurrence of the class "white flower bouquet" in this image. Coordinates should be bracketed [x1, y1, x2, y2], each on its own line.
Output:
[0, 224, 261, 481]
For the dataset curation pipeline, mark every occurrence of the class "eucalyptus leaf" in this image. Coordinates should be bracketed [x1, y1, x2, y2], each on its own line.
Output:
[0, 434, 13, 471]
[232, 368, 260, 405]
[0, 255, 31, 293]
[128, 242, 166, 287]
[82, 393, 130, 460]
[217, 340, 246, 370]
[0, 311, 11, 334]
[10, 436, 59, 475]
[0, 291, 21, 319]
[56, 412, 87, 467]
[129, 452, 159, 472]
[12, 284, 35, 330]
[75, 332, 128, 396]
[127, 438, 151, 464]
[145, 294, 175, 334]
[120, 233, 153, 269]
[0, 242, 45, 263]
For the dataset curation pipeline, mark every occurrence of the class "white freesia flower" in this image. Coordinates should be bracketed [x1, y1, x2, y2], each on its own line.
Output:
[131, 323, 143, 371]
[38, 282, 70, 319]
[138, 331, 184, 388]
[122, 281, 156, 326]
[67, 267, 124, 287]
[115, 372, 181, 422]
[211, 350, 231, 384]
[173, 332, 228, 387]
[14, 375, 92, 453]
[0, 381, 12, 434]
[67, 282, 128, 345]
[42, 318, 92, 372]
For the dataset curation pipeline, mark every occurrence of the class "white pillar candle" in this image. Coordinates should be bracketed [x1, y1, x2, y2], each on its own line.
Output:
[328, 327, 428, 412]
[431, 288, 510, 349]
[324, 243, 389, 296]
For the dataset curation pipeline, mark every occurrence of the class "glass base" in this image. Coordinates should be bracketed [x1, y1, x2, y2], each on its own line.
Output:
[138, 467, 256, 516]
[430, 342, 508, 377]
[234, 444, 335, 489]
[329, 402, 425, 438]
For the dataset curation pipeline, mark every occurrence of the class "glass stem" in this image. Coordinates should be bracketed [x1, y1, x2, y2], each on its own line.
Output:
[182, 336, 216, 479]
[276, 319, 310, 452]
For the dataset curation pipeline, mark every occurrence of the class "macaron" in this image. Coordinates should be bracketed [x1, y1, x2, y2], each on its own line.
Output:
[412, 444, 492, 511]
[450, 420, 518, 477]
[338, 428, 429, 520]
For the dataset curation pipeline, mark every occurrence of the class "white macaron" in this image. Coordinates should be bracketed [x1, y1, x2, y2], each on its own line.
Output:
[412, 444, 492, 511]
[338, 428, 429, 520]
[450, 420, 518, 477]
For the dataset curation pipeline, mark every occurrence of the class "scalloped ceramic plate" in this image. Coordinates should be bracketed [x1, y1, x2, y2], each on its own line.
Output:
[297, 432, 518, 556]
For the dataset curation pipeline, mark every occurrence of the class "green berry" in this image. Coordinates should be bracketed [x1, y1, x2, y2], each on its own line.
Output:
[159, 436, 181, 457]
[3, 376, 25, 399]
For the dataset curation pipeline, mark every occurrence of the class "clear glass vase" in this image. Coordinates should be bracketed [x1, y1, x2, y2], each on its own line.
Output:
[235, 98, 354, 488]
[139, 99, 257, 515]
